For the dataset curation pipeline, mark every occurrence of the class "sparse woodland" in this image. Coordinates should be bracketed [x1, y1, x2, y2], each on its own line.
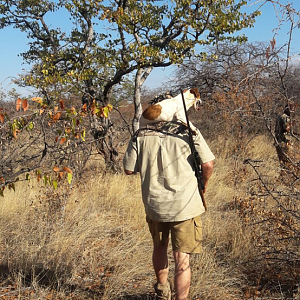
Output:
[0, 0, 300, 299]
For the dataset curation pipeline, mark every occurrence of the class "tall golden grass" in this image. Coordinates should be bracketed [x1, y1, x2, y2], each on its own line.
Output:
[0, 134, 297, 300]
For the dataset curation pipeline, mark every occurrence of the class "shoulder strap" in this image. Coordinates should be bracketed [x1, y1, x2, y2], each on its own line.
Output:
[180, 89, 207, 211]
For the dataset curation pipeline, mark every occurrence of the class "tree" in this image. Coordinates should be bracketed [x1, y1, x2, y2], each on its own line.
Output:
[166, 0, 300, 143]
[0, 0, 261, 188]
[168, 42, 280, 140]
[0, 0, 260, 122]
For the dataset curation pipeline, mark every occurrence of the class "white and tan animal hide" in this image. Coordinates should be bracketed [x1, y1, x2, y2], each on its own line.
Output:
[139, 88, 201, 132]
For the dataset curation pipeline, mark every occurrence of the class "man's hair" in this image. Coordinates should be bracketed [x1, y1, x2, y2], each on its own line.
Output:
[284, 104, 290, 116]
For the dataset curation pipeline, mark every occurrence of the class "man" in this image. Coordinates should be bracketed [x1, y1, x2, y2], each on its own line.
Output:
[123, 121, 215, 300]
[275, 104, 292, 144]
[275, 104, 294, 164]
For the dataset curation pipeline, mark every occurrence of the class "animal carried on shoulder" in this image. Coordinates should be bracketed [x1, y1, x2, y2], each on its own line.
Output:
[139, 87, 202, 133]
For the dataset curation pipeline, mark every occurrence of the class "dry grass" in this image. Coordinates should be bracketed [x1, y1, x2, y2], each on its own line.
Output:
[0, 134, 298, 299]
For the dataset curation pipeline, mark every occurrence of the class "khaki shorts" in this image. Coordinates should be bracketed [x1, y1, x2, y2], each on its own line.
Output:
[146, 215, 203, 254]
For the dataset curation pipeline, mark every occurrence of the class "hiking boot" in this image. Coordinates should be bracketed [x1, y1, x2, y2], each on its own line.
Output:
[154, 281, 171, 300]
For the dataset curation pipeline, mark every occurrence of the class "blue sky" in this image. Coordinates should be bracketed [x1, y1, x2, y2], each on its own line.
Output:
[146, 1, 300, 88]
[0, 0, 299, 97]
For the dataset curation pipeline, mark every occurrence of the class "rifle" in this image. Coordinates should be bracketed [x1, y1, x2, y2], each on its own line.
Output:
[180, 89, 207, 211]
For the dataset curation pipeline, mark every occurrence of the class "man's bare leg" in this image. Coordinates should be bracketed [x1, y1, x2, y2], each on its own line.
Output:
[173, 251, 191, 300]
[153, 243, 169, 284]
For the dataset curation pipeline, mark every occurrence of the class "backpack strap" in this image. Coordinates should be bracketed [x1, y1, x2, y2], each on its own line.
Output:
[132, 121, 189, 142]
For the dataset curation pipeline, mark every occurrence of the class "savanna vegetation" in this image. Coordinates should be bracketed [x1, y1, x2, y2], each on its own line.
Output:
[0, 0, 300, 299]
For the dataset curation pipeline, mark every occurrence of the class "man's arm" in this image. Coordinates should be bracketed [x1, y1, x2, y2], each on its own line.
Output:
[123, 139, 139, 175]
[201, 160, 214, 193]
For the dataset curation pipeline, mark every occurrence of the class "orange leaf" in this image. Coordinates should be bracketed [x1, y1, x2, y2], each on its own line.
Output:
[37, 174, 41, 182]
[53, 167, 60, 172]
[59, 100, 65, 109]
[31, 97, 43, 104]
[13, 129, 20, 139]
[40, 109, 44, 115]
[107, 103, 113, 112]
[63, 166, 73, 174]
[82, 103, 87, 112]
[98, 107, 104, 117]
[22, 99, 29, 111]
[54, 106, 58, 113]
[59, 137, 66, 144]
[90, 102, 96, 114]
[52, 112, 61, 121]
[0, 113, 4, 123]
[271, 37, 276, 50]
[266, 46, 270, 59]
[16, 98, 22, 111]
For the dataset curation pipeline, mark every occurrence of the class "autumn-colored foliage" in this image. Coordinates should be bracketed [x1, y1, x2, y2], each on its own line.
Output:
[0, 97, 114, 196]
[0, 1, 299, 297]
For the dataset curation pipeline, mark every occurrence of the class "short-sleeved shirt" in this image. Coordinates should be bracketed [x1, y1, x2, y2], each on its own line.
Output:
[123, 122, 215, 222]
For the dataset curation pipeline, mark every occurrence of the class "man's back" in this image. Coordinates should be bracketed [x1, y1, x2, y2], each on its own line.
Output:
[275, 112, 291, 143]
[123, 122, 215, 222]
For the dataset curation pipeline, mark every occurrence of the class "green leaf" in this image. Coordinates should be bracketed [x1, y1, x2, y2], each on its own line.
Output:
[103, 107, 109, 118]
[43, 175, 48, 186]
[25, 173, 30, 181]
[52, 180, 58, 189]
[67, 173, 73, 184]
[81, 130, 86, 141]
[28, 122, 34, 130]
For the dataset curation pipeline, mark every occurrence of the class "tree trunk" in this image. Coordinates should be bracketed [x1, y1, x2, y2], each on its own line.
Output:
[132, 67, 153, 133]
[82, 79, 119, 171]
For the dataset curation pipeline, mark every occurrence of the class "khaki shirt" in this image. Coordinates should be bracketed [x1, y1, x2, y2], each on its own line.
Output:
[123, 122, 215, 222]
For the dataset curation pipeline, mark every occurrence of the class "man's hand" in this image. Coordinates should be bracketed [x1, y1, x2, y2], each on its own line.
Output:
[124, 169, 134, 175]
[201, 160, 214, 193]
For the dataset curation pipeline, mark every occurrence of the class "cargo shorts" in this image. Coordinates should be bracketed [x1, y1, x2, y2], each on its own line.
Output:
[146, 215, 203, 254]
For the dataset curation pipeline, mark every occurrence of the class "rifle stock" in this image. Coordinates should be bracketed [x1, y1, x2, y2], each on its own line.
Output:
[193, 152, 207, 211]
